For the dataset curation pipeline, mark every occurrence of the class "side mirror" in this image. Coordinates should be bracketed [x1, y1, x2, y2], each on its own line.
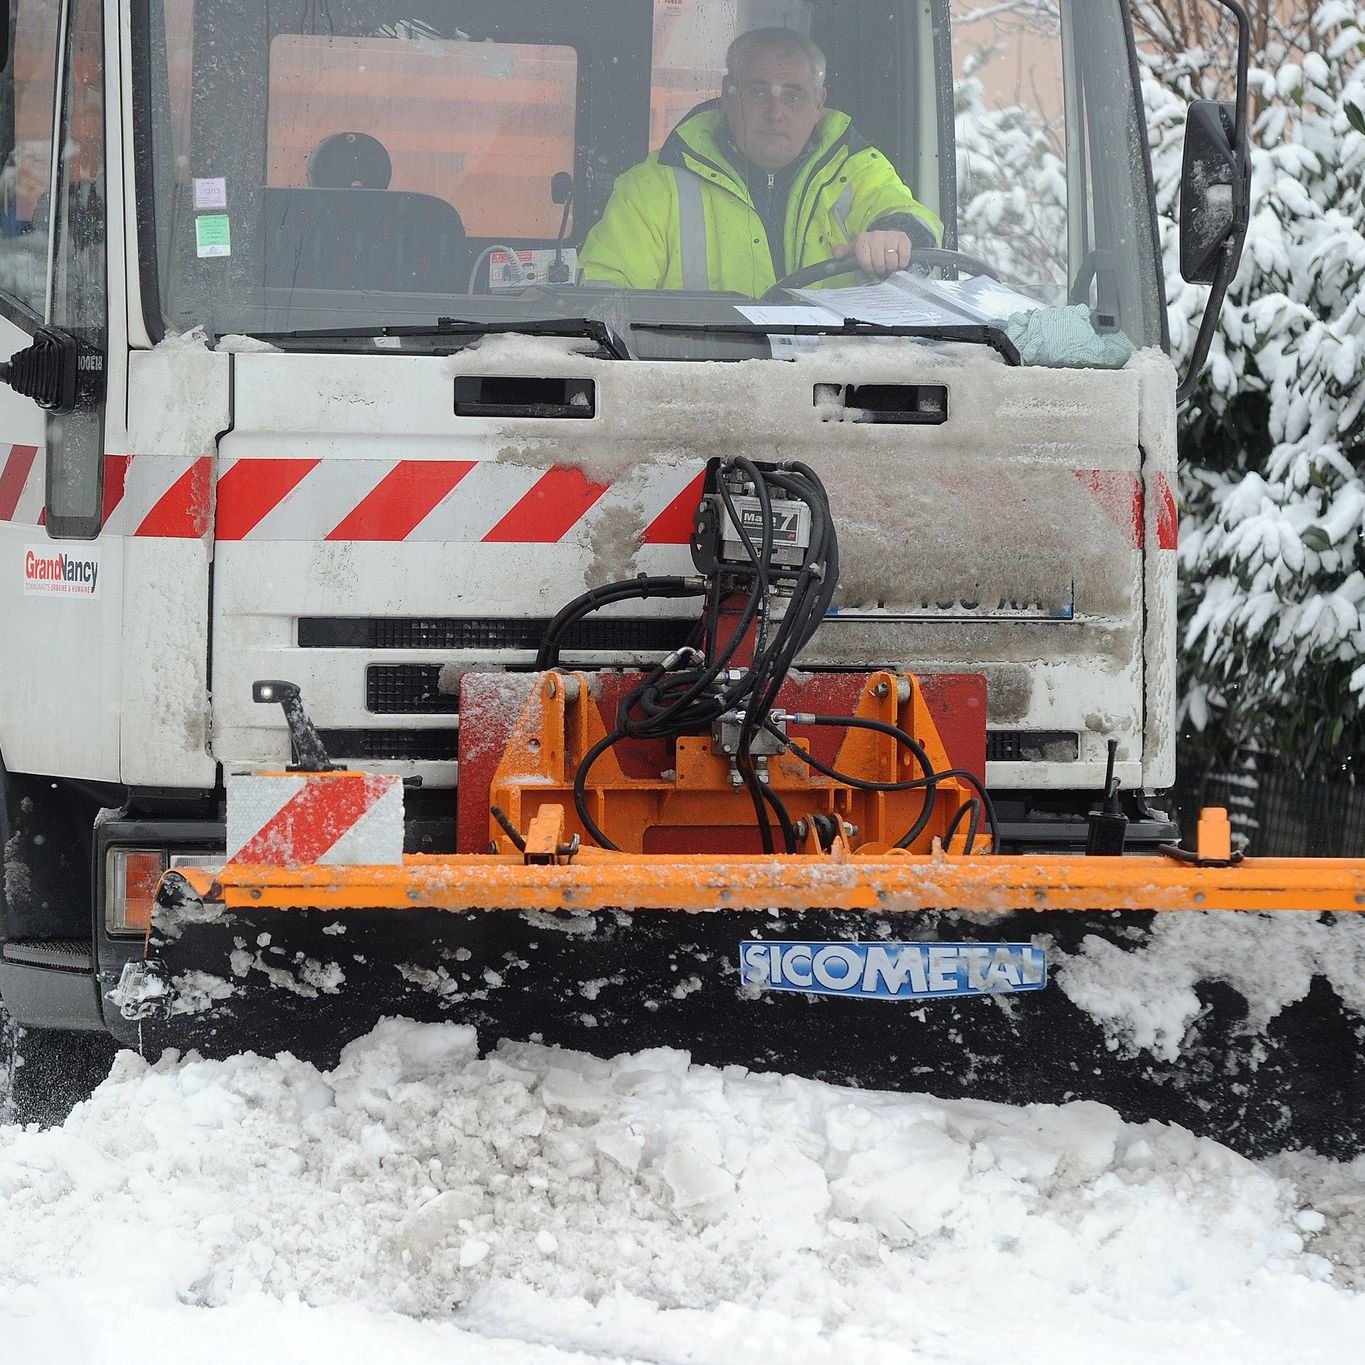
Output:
[1179, 100, 1246, 285]
[1175, 1, 1251, 406]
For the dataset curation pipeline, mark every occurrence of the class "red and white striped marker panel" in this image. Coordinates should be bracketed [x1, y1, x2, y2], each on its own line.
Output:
[226, 771, 404, 868]
[1074, 469, 1178, 551]
[0, 444, 40, 524]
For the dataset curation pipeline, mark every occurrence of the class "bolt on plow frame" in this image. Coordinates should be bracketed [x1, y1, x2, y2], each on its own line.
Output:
[113, 461, 1365, 1159]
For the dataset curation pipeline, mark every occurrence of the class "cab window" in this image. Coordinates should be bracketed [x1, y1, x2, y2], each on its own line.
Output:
[0, 0, 61, 319]
[45, 0, 107, 540]
[649, 0, 737, 149]
[266, 33, 578, 239]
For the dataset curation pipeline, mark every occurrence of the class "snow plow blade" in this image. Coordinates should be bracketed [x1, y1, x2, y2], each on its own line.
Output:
[115, 847, 1365, 1158]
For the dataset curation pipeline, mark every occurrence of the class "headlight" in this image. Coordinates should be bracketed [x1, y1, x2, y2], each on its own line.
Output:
[105, 849, 220, 936]
[105, 848, 166, 936]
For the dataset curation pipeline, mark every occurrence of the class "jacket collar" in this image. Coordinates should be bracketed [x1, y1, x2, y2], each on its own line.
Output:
[658, 100, 854, 193]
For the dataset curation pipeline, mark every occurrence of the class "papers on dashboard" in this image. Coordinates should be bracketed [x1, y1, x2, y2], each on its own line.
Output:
[789, 272, 1042, 327]
[734, 275, 1043, 356]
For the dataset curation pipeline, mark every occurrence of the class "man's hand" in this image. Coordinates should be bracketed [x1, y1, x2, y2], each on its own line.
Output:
[833, 229, 913, 276]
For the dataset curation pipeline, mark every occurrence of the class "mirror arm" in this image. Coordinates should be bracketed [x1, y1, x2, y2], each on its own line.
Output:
[1177, 239, 1237, 407]
[1220, 0, 1252, 176]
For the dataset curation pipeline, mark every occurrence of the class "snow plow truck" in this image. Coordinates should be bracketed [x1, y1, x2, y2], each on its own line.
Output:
[3, 0, 1362, 1155]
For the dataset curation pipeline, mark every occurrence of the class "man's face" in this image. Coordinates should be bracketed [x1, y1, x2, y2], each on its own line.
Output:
[722, 48, 826, 171]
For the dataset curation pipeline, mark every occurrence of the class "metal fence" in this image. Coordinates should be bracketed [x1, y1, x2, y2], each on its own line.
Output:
[1182, 769, 1365, 858]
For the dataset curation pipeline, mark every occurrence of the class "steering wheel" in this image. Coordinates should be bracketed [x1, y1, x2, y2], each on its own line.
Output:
[761, 245, 1001, 303]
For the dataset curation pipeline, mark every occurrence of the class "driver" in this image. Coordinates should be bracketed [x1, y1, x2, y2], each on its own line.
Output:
[579, 27, 941, 295]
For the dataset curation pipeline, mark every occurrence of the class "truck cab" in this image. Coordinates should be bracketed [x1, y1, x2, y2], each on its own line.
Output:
[0, 0, 1244, 1037]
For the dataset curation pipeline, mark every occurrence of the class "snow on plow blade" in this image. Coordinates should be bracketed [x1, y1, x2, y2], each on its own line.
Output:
[113, 850, 1365, 1158]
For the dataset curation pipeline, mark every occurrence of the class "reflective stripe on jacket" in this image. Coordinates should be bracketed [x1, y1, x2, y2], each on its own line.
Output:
[579, 103, 942, 295]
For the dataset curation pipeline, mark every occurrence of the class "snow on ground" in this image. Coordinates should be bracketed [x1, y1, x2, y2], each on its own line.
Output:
[2, 1020, 1364, 1364]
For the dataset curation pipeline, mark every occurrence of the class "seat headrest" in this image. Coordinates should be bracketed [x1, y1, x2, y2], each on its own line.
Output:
[307, 133, 393, 190]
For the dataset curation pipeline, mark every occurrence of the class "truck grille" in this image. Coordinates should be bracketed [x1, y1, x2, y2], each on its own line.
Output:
[987, 730, 1080, 762]
[317, 729, 458, 762]
[299, 616, 697, 652]
[367, 664, 457, 714]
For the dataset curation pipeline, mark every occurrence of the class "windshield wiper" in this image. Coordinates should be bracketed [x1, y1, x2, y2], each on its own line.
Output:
[229, 316, 633, 359]
[631, 319, 1021, 367]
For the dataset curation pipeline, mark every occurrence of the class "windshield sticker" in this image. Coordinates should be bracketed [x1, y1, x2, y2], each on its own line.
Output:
[193, 176, 227, 210]
[24, 545, 100, 598]
[195, 214, 231, 259]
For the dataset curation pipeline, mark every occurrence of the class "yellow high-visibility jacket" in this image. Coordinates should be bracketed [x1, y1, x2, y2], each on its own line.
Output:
[579, 103, 941, 296]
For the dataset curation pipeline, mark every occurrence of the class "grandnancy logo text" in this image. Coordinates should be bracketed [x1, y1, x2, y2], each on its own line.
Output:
[24, 546, 101, 597]
[739, 940, 1046, 1000]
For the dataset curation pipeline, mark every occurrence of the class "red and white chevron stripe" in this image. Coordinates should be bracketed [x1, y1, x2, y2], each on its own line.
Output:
[0, 445, 213, 537]
[213, 456, 703, 544]
[0, 445, 705, 545]
[1075, 469, 1178, 552]
[0, 444, 41, 525]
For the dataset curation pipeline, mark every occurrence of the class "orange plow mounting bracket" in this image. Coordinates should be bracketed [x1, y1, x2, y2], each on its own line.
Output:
[474, 669, 985, 858]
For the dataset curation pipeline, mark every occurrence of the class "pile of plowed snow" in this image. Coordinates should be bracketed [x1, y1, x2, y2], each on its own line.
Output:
[3, 1020, 1364, 1364]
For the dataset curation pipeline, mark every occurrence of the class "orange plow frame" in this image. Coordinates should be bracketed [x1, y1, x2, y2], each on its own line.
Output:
[164, 827, 1365, 916]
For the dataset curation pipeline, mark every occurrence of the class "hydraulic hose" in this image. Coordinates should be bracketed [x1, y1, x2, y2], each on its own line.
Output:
[536, 575, 705, 669]
[568, 457, 840, 854]
[763, 714, 1001, 852]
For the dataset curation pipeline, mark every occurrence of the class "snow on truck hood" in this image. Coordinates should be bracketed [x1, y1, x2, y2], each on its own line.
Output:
[2, 1021, 1364, 1364]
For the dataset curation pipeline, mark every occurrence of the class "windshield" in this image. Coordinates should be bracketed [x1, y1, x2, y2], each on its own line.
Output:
[141, 0, 1164, 364]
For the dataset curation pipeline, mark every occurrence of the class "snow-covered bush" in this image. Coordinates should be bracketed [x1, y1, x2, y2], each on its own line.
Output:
[1153, 3, 1365, 772]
